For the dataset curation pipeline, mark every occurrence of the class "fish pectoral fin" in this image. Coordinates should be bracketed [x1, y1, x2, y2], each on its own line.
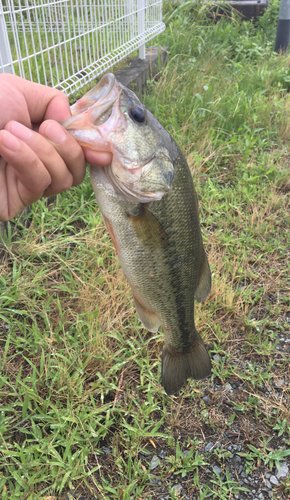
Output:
[102, 215, 120, 255]
[195, 248, 211, 303]
[128, 204, 168, 247]
[133, 294, 160, 333]
[162, 334, 211, 395]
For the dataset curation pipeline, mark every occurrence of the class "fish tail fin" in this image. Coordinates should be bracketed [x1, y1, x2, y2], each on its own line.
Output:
[161, 334, 211, 395]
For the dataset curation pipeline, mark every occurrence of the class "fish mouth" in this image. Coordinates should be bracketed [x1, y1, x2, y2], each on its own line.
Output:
[62, 73, 122, 141]
[63, 73, 175, 202]
[70, 73, 118, 116]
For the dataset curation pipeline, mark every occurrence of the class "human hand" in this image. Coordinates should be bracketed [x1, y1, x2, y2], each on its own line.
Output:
[0, 74, 112, 221]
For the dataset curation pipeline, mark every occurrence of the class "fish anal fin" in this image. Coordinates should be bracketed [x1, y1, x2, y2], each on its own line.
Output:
[195, 248, 211, 303]
[133, 294, 160, 333]
[128, 204, 168, 248]
[162, 335, 211, 395]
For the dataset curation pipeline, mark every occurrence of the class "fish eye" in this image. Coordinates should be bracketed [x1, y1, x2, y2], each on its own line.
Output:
[130, 106, 145, 123]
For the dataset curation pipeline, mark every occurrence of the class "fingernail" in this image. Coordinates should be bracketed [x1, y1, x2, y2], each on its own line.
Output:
[43, 121, 67, 143]
[1, 131, 20, 151]
[9, 121, 33, 141]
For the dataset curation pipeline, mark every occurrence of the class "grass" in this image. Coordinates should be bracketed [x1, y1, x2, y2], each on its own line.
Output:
[1, 1, 290, 498]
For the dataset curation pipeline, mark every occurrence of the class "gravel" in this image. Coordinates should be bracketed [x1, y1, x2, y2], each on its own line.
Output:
[172, 483, 182, 495]
[275, 461, 289, 479]
[205, 441, 214, 452]
[140, 439, 289, 500]
[270, 475, 279, 485]
[212, 465, 222, 475]
[150, 455, 159, 471]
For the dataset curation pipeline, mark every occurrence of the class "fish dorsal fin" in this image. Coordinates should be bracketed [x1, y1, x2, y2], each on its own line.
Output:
[195, 248, 211, 303]
[127, 204, 168, 247]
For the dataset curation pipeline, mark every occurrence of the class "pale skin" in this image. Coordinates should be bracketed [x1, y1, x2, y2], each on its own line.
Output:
[0, 74, 112, 222]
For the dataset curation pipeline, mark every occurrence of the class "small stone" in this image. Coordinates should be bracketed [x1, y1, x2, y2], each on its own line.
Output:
[258, 493, 264, 500]
[265, 480, 272, 489]
[275, 462, 289, 479]
[158, 449, 166, 459]
[213, 465, 221, 475]
[150, 455, 159, 471]
[274, 379, 285, 387]
[203, 396, 209, 402]
[205, 442, 213, 452]
[236, 456, 241, 462]
[270, 476, 279, 485]
[172, 484, 182, 494]
[150, 477, 162, 485]
[102, 446, 112, 455]
[183, 450, 190, 457]
[225, 383, 233, 393]
[4, 324, 10, 330]
[213, 354, 219, 362]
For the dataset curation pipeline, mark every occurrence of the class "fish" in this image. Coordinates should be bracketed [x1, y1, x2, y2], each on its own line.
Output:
[62, 73, 212, 395]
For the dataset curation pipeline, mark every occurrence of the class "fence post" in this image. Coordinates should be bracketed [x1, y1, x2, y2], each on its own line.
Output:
[137, 0, 145, 59]
[275, 0, 290, 53]
[0, 2, 13, 73]
[128, 0, 134, 40]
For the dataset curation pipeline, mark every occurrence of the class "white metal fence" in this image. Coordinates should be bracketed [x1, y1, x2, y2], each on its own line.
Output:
[0, 0, 165, 96]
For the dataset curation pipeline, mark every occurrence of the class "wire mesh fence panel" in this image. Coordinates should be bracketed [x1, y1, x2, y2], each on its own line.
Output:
[0, 0, 165, 95]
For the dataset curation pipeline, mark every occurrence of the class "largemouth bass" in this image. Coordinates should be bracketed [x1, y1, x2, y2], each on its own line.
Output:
[63, 73, 212, 395]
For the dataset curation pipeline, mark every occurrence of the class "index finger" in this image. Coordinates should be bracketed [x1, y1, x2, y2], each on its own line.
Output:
[83, 147, 112, 167]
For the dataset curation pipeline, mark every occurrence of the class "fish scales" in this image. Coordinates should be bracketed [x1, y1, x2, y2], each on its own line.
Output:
[63, 73, 212, 395]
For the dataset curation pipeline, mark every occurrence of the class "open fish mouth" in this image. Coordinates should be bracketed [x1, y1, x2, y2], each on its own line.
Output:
[63, 73, 175, 202]
[70, 73, 118, 117]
